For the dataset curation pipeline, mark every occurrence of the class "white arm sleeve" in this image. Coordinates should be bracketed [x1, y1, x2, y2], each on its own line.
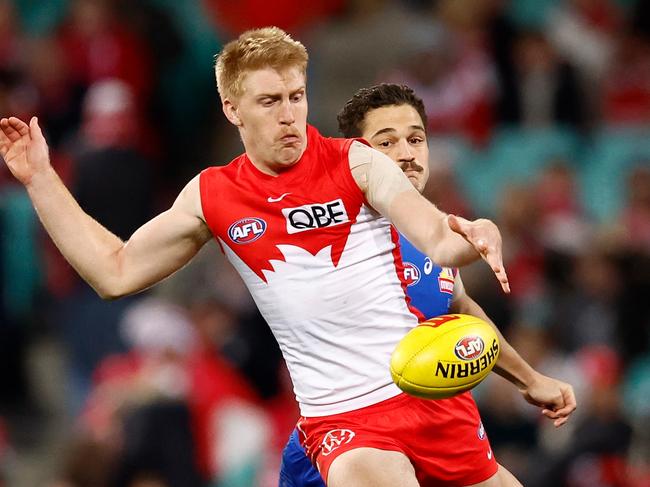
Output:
[348, 141, 415, 215]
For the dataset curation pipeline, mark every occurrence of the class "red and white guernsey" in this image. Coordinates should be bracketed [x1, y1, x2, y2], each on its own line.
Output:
[200, 125, 418, 416]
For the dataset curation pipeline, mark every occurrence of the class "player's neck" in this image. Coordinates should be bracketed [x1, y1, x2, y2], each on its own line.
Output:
[246, 146, 307, 177]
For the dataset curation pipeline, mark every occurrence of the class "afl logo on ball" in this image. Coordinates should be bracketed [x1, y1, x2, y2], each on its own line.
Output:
[228, 217, 267, 244]
[454, 335, 485, 361]
[403, 262, 421, 286]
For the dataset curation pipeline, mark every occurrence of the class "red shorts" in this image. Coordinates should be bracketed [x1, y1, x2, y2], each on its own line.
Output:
[297, 392, 497, 486]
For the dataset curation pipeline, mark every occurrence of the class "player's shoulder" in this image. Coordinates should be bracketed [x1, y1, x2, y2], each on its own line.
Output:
[347, 139, 379, 174]
[171, 174, 209, 226]
[199, 155, 249, 194]
[201, 153, 246, 177]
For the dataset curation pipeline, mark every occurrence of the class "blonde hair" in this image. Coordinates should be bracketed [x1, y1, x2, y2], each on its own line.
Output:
[215, 26, 308, 101]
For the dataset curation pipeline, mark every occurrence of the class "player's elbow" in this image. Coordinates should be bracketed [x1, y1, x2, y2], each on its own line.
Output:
[94, 250, 139, 300]
[94, 284, 127, 301]
[99, 290, 126, 301]
[92, 276, 132, 300]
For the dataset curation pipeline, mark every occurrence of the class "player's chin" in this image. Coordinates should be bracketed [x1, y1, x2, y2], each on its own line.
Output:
[277, 145, 303, 162]
[408, 176, 425, 192]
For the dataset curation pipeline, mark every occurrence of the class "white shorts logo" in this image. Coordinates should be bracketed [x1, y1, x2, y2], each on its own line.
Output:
[321, 429, 355, 456]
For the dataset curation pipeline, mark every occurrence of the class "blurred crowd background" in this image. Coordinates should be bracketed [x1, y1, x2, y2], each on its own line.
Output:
[0, 0, 649, 486]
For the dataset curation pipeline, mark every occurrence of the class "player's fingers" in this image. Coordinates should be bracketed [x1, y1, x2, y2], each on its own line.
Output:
[493, 270, 510, 293]
[498, 273, 510, 294]
[542, 409, 568, 427]
[447, 214, 466, 237]
[29, 116, 45, 143]
[553, 406, 575, 418]
[554, 417, 569, 428]
[542, 401, 574, 424]
[542, 408, 562, 419]
[0, 126, 8, 150]
[10, 116, 30, 136]
[557, 387, 577, 416]
[0, 118, 10, 139]
[483, 249, 502, 272]
[484, 252, 510, 293]
[3, 117, 28, 141]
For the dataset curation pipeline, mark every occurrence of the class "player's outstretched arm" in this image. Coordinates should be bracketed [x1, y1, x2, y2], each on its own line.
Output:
[349, 142, 509, 292]
[451, 291, 577, 427]
[0, 116, 212, 299]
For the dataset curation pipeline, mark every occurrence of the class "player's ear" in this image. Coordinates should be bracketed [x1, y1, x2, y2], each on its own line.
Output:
[223, 99, 242, 127]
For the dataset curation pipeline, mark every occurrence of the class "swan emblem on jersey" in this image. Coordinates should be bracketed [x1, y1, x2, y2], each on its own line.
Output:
[228, 217, 267, 244]
[403, 262, 421, 287]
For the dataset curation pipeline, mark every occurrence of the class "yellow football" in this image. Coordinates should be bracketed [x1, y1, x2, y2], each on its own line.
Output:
[390, 314, 500, 399]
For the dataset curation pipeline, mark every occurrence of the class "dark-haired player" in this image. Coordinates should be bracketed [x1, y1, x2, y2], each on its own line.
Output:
[279, 84, 576, 487]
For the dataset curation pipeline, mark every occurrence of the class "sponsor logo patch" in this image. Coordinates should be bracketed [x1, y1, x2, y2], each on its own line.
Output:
[478, 421, 486, 440]
[437, 267, 455, 294]
[267, 192, 291, 203]
[282, 199, 349, 234]
[403, 262, 421, 287]
[228, 217, 267, 244]
[321, 429, 355, 457]
[423, 257, 434, 275]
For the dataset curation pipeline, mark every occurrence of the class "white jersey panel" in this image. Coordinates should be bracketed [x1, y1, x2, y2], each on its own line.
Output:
[220, 206, 417, 416]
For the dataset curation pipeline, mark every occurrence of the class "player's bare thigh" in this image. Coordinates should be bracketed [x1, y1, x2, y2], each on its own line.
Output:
[327, 447, 419, 487]
[464, 464, 523, 487]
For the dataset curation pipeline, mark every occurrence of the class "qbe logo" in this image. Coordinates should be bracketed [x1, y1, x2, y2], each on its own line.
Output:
[228, 217, 267, 244]
[282, 199, 349, 234]
[403, 262, 421, 286]
[454, 335, 485, 361]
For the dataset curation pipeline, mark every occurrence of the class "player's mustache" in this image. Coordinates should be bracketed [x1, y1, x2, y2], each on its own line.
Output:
[400, 161, 424, 173]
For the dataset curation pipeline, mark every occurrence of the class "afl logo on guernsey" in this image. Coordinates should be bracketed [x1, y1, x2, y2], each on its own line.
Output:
[403, 262, 421, 287]
[228, 217, 267, 244]
[454, 336, 485, 361]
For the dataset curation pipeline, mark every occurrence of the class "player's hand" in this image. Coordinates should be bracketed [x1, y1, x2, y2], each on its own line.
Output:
[0, 116, 51, 186]
[447, 214, 510, 293]
[520, 373, 577, 428]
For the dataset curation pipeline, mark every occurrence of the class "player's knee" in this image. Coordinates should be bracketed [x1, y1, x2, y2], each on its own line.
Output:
[327, 448, 417, 487]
